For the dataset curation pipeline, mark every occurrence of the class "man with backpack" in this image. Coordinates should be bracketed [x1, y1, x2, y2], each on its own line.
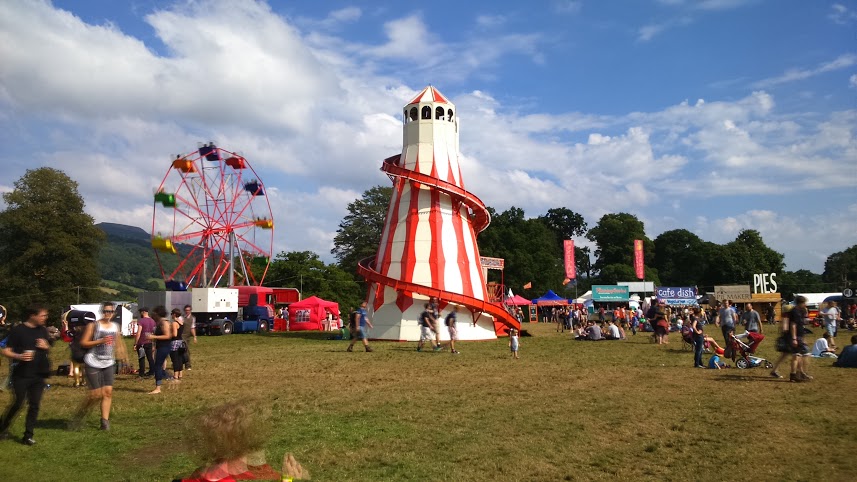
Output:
[346, 302, 373, 353]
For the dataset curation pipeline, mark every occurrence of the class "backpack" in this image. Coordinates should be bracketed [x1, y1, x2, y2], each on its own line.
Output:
[349, 310, 359, 329]
[70, 335, 88, 363]
[646, 305, 657, 319]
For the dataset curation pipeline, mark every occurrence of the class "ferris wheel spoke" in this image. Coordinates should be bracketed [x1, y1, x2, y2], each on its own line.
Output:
[152, 144, 273, 288]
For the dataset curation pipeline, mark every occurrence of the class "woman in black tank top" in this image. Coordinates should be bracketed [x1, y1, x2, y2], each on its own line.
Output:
[169, 309, 186, 381]
[148, 306, 173, 394]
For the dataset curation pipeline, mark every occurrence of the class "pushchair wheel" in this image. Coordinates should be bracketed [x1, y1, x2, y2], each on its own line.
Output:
[736, 358, 749, 369]
[764, 361, 773, 369]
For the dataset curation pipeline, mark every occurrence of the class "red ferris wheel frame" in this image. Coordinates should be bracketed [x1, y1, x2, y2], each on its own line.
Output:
[151, 144, 274, 288]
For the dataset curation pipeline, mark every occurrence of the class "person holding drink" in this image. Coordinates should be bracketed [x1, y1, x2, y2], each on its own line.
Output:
[0, 303, 53, 445]
[70, 302, 128, 431]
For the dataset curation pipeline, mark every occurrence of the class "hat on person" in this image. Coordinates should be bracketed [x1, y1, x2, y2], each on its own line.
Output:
[715, 347, 725, 356]
[139, 307, 149, 314]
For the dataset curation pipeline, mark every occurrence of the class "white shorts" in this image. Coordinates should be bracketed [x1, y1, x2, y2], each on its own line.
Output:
[420, 325, 435, 342]
[448, 326, 458, 341]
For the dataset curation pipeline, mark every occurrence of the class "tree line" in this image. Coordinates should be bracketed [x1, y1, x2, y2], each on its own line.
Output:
[1, 171, 854, 321]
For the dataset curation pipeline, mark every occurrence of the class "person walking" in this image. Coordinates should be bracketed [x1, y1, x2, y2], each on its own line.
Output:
[346, 302, 373, 352]
[715, 300, 737, 346]
[823, 301, 840, 340]
[444, 305, 460, 354]
[134, 307, 155, 378]
[788, 296, 812, 382]
[147, 306, 173, 395]
[416, 304, 439, 352]
[71, 302, 128, 431]
[0, 303, 52, 445]
[741, 303, 763, 334]
[690, 307, 706, 368]
[181, 305, 197, 369]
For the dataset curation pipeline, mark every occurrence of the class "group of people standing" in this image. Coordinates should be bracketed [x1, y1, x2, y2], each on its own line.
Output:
[0, 301, 200, 446]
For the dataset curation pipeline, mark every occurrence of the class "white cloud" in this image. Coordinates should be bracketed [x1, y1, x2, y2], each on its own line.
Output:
[553, 1, 583, 14]
[829, 3, 857, 25]
[0, 0, 853, 274]
[752, 53, 857, 88]
[476, 14, 506, 29]
[637, 16, 693, 42]
[690, 206, 857, 271]
[850, 74, 857, 88]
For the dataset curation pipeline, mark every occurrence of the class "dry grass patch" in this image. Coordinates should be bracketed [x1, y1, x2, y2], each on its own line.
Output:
[0, 323, 854, 481]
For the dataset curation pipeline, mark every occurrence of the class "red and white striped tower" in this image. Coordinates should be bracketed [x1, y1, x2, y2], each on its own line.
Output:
[357, 86, 519, 341]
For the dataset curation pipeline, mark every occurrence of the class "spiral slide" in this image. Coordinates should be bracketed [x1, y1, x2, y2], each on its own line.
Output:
[358, 155, 521, 334]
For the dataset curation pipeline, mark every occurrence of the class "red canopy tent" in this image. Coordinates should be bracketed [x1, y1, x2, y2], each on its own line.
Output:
[504, 294, 532, 306]
[287, 296, 340, 331]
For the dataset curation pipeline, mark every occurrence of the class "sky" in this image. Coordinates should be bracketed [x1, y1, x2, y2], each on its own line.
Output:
[0, 0, 855, 275]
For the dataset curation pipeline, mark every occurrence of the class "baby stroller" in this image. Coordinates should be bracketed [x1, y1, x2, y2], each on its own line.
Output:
[729, 332, 773, 370]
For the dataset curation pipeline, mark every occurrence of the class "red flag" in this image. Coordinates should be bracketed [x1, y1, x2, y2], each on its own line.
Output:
[563, 239, 576, 280]
[634, 239, 644, 280]
[523, 282, 532, 289]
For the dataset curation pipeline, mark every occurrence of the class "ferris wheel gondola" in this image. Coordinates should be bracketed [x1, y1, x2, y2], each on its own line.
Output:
[151, 143, 274, 288]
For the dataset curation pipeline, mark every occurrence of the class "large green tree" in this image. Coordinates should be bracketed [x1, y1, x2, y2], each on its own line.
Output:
[0, 168, 104, 319]
[537, 207, 591, 283]
[586, 213, 655, 280]
[823, 244, 857, 291]
[479, 207, 564, 296]
[331, 185, 392, 271]
[264, 251, 363, 312]
[777, 269, 828, 300]
[653, 229, 708, 286]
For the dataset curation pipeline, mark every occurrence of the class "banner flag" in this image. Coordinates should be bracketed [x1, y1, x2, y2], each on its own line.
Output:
[523, 282, 532, 289]
[634, 239, 644, 280]
[563, 239, 576, 280]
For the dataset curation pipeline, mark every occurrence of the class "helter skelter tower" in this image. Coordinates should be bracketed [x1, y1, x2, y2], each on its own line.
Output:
[357, 86, 520, 341]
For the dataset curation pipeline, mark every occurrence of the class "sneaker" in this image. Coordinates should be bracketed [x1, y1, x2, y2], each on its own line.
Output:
[798, 372, 813, 381]
[21, 437, 35, 446]
[433, 346, 442, 352]
[770, 370, 783, 379]
[100, 419, 110, 431]
[346, 346, 353, 352]
[452, 350, 460, 355]
[416, 347, 422, 352]
[789, 373, 805, 383]
[365, 346, 373, 352]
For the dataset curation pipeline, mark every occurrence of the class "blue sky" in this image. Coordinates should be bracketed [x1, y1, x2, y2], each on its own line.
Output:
[1, 0, 855, 274]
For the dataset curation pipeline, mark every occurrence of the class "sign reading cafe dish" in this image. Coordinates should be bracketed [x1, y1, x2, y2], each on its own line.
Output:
[656, 286, 697, 305]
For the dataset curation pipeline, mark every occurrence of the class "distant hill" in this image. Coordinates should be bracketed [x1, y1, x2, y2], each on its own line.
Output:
[97, 222, 167, 292]
[97, 222, 149, 241]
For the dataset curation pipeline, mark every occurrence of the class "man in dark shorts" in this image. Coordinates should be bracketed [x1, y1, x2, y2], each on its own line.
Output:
[788, 295, 812, 382]
[0, 303, 53, 445]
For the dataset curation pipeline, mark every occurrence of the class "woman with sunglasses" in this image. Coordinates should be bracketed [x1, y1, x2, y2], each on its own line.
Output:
[70, 302, 128, 430]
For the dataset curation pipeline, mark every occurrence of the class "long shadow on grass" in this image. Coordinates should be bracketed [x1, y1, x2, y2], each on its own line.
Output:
[35, 418, 70, 430]
[710, 374, 787, 383]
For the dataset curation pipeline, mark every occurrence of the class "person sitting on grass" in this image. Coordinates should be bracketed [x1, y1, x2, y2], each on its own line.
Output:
[605, 320, 622, 340]
[585, 321, 602, 341]
[708, 347, 730, 369]
[573, 323, 587, 340]
[833, 335, 857, 368]
[178, 401, 308, 482]
[811, 332, 838, 358]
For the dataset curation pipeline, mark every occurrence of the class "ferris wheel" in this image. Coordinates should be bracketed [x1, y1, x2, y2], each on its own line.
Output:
[151, 143, 274, 288]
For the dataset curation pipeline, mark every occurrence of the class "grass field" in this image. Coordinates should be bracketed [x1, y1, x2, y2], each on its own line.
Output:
[1, 322, 855, 481]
